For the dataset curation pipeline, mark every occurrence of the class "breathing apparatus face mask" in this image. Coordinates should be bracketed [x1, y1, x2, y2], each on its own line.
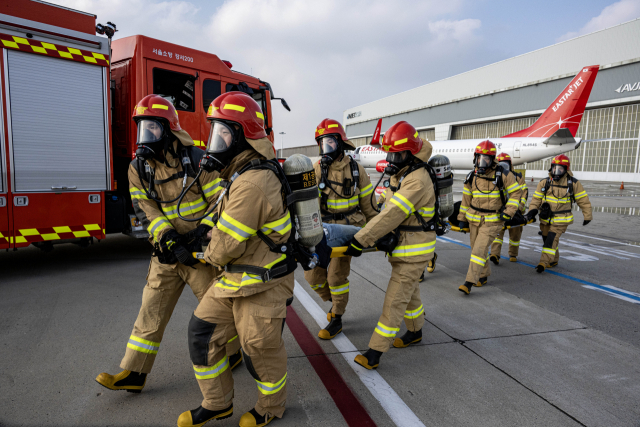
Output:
[201, 121, 242, 172]
[136, 119, 167, 161]
[475, 154, 494, 175]
[499, 161, 511, 172]
[318, 135, 342, 166]
[550, 164, 567, 181]
[384, 150, 411, 175]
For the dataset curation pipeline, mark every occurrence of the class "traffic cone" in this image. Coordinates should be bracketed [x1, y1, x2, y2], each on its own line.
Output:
[531, 177, 534, 182]
[620, 181, 624, 190]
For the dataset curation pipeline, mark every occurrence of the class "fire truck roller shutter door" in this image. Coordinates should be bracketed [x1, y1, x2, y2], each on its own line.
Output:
[6, 50, 108, 191]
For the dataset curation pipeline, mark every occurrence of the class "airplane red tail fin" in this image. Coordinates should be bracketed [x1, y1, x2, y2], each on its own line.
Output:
[370, 119, 382, 145]
[504, 65, 599, 138]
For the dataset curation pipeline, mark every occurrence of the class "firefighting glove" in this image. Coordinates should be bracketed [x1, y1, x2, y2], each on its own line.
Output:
[499, 212, 512, 222]
[583, 220, 591, 226]
[525, 209, 538, 222]
[173, 244, 200, 267]
[160, 229, 182, 252]
[344, 237, 364, 257]
[314, 234, 332, 269]
[458, 221, 470, 233]
[375, 232, 399, 254]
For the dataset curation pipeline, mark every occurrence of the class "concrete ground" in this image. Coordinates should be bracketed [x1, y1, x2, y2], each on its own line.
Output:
[1, 178, 640, 427]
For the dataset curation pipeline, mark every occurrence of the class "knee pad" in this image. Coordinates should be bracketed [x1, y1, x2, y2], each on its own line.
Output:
[188, 313, 216, 366]
[544, 232, 556, 248]
[242, 349, 261, 382]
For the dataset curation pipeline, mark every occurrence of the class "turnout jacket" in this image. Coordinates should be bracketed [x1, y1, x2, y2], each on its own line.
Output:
[355, 140, 436, 264]
[129, 138, 221, 244]
[529, 171, 592, 226]
[317, 154, 378, 226]
[204, 147, 293, 297]
[457, 165, 522, 223]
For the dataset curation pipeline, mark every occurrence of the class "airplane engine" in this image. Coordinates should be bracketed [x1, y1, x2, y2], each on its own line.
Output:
[376, 160, 389, 173]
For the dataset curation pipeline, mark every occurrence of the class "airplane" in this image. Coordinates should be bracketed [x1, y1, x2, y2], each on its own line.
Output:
[351, 65, 599, 172]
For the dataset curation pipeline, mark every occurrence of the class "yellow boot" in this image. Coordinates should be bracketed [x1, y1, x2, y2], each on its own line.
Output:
[95, 370, 146, 393]
[239, 408, 275, 427]
[427, 253, 438, 273]
[177, 404, 233, 427]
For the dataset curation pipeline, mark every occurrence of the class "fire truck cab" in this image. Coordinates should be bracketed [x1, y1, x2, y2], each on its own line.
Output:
[0, 0, 284, 251]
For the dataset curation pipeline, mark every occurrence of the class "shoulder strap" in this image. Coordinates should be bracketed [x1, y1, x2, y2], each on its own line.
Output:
[464, 170, 475, 185]
[495, 165, 508, 207]
[567, 176, 576, 203]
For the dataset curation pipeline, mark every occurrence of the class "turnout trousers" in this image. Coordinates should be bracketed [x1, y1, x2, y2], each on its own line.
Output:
[303, 256, 351, 315]
[466, 219, 504, 284]
[490, 226, 523, 258]
[189, 279, 294, 419]
[120, 257, 240, 374]
[369, 262, 426, 352]
[539, 223, 568, 265]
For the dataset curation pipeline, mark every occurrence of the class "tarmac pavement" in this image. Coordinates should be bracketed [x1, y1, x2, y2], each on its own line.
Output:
[1, 178, 640, 427]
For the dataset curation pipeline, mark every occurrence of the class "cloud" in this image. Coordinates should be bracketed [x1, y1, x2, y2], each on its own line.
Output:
[557, 0, 640, 42]
[50, 0, 486, 147]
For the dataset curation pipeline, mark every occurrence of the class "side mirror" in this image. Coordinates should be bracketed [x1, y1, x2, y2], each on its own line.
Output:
[280, 98, 291, 112]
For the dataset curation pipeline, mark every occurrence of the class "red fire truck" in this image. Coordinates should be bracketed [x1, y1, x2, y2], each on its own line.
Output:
[0, 1, 287, 251]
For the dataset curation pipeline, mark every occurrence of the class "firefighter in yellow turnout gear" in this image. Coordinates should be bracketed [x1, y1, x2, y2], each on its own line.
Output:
[95, 95, 241, 394]
[304, 119, 378, 340]
[525, 154, 592, 273]
[489, 153, 529, 264]
[177, 92, 295, 427]
[346, 121, 436, 370]
[457, 140, 522, 295]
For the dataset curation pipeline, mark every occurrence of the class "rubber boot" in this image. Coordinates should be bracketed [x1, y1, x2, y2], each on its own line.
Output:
[509, 256, 517, 262]
[95, 370, 146, 393]
[177, 404, 233, 427]
[393, 329, 422, 348]
[427, 253, 438, 273]
[459, 281, 474, 295]
[490, 255, 499, 265]
[419, 271, 425, 282]
[535, 263, 545, 273]
[239, 408, 275, 427]
[318, 314, 342, 340]
[548, 261, 558, 268]
[354, 349, 382, 370]
[229, 349, 243, 370]
[474, 277, 488, 287]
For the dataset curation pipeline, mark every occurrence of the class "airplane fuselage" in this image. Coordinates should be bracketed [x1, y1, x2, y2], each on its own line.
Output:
[352, 137, 581, 170]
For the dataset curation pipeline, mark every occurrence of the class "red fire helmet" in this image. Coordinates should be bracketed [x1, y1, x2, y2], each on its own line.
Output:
[315, 119, 347, 141]
[381, 121, 422, 154]
[496, 152, 512, 167]
[475, 140, 497, 156]
[207, 92, 267, 140]
[132, 94, 181, 131]
[551, 154, 571, 169]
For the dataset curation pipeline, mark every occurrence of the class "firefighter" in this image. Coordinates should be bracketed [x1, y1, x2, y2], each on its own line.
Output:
[303, 119, 378, 340]
[346, 121, 435, 369]
[525, 154, 592, 273]
[177, 92, 295, 427]
[95, 95, 241, 393]
[489, 152, 528, 263]
[457, 140, 522, 295]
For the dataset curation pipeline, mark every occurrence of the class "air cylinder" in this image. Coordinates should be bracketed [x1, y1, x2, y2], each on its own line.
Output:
[283, 154, 324, 248]
[428, 155, 454, 218]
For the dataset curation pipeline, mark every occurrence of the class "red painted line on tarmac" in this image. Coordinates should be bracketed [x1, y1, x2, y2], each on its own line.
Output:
[286, 305, 377, 427]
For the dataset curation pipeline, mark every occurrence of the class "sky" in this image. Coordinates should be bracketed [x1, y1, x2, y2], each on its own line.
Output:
[52, 0, 640, 148]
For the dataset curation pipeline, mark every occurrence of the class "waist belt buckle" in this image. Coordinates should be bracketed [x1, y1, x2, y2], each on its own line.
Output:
[262, 270, 271, 282]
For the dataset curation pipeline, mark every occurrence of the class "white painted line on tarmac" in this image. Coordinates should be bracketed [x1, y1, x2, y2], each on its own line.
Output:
[526, 225, 639, 247]
[293, 281, 426, 427]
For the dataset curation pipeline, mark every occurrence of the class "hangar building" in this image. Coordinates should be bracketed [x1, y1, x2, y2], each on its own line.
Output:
[343, 19, 640, 182]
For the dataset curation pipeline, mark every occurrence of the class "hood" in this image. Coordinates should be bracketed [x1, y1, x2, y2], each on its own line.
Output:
[171, 129, 194, 147]
[220, 148, 264, 180]
[415, 138, 432, 162]
[329, 153, 351, 171]
[247, 137, 275, 160]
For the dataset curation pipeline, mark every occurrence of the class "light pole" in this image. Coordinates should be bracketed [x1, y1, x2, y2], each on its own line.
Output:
[279, 132, 286, 158]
